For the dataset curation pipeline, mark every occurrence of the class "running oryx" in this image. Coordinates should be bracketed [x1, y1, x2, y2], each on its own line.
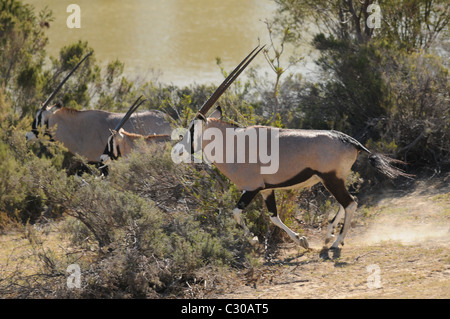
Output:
[174, 46, 411, 250]
[25, 53, 172, 164]
[99, 97, 171, 165]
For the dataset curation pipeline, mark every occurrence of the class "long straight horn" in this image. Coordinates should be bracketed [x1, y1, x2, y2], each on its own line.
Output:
[41, 51, 93, 111]
[197, 45, 265, 117]
[113, 95, 147, 132]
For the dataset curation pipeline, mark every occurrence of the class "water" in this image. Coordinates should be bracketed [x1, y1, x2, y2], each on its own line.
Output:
[25, 0, 283, 85]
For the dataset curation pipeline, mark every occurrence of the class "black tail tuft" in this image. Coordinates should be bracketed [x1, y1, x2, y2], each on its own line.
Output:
[368, 153, 414, 179]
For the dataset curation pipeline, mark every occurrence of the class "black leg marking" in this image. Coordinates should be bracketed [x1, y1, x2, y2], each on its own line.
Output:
[263, 190, 277, 218]
[236, 189, 260, 210]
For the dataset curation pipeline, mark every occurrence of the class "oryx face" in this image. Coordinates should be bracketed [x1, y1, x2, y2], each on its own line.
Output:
[25, 108, 51, 141]
[100, 130, 122, 164]
[25, 103, 61, 141]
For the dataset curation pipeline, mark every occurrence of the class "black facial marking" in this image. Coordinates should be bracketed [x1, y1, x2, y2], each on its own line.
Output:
[189, 123, 195, 156]
[109, 137, 115, 156]
[31, 117, 37, 130]
[31, 112, 41, 136]
[102, 137, 119, 161]
[31, 110, 54, 140]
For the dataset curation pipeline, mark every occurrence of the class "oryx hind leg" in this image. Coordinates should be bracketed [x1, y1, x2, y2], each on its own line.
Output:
[261, 190, 309, 249]
[332, 201, 357, 249]
[325, 205, 345, 244]
[320, 173, 356, 248]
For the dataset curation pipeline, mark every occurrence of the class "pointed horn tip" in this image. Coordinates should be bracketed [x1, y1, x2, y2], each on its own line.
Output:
[197, 45, 264, 116]
[41, 50, 93, 110]
[113, 96, 147, 131]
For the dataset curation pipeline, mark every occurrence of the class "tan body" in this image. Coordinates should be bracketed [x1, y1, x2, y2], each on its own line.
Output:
[205, 119, 358, 192]
[27, 105, 172, 162]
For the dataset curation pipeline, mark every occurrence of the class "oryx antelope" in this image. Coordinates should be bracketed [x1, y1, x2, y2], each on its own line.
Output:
[25, 53, 172, 164]
[99, 97, 171, 164]
[175, 45, 411, 250]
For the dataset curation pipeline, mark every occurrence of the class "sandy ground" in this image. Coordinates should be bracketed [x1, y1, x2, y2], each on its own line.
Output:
[214, 179, 450, 299]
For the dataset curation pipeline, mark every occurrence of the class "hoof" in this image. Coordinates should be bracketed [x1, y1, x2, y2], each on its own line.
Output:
[330, 241, 344, 249]
[296, 235, 309, 249]
[249, 236, 259, 246]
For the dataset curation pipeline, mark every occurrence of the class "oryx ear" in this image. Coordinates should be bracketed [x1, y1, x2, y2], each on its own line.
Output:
[118, 128, 125, 138]
[209, 106, 223, 120]
[47, 101, 63, 113]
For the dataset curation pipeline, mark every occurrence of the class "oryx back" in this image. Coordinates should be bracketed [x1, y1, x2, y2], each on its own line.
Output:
[46, 107, 172, 162]
[107, 110, 172, 136]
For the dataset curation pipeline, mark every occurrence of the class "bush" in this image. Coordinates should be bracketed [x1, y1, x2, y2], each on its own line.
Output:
[0, 141, 254, 298]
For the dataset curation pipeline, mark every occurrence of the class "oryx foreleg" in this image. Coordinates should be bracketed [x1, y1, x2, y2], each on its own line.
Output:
[261, 190, 309, 249]
[233, 190, 259, 236]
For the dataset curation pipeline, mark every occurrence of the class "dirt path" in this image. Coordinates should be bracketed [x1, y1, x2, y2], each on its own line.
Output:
[215, 180, 450, 299]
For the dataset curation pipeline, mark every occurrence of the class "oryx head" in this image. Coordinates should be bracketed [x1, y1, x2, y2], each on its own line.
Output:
[100, 129, 123, 164]
[172, 45, 265, 163]
[100, 96, 147, 164]
[25, 102, 63, 141]
[25, 52, 92, 141]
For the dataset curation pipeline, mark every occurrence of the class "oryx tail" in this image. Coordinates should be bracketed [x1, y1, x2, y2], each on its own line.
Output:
[329, 130, 412, 179]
